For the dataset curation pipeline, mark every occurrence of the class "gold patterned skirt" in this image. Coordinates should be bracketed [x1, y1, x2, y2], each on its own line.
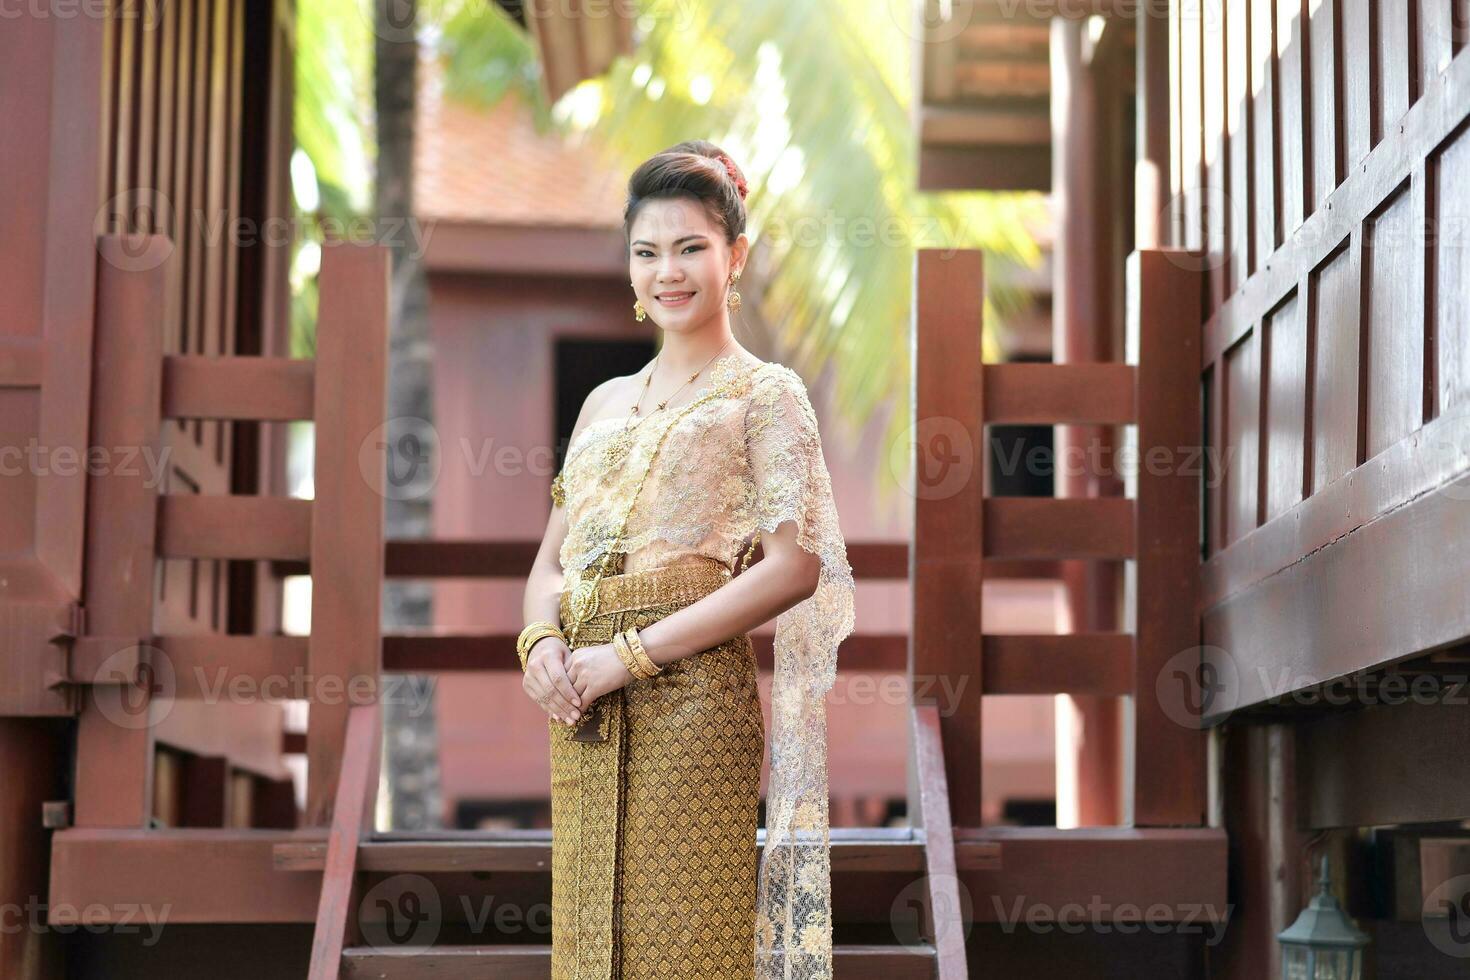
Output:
[552, 554, 765, 979]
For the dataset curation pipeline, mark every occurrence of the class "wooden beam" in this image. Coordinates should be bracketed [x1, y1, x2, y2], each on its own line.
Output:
[340, 945, 939, 979]
[380, 631, 912, 674]
[954, 826, 1229, 922]
[48, 826, 1225, 927]
[920, 103, 1053, 147]
[1202, 407, 1470, 608]
[162, 354, 314, 420]
[74, 235, 172, 828]
[982, 362, 1136, 424]
[982, 633, 1133, 695]
[983, 498, 1136, 559]
[911, 704, 969, 979]
[912, 248, 986, 826]
[918, 143, 1051, 192]
[1202, 479, 1470, 721]
[48, 829, 324, 923]
[157, 495, 312, 560]
[420, 220, 627, 278]
[1131, 249, 1205, 826]
[153, 634, 309, 698]
[274, 829, 940, 874]
[308, 702, 380, 980]
[1297, 700, 1470, 829]
[306, 243, 388, 825]
[374, 540, 1057, 583]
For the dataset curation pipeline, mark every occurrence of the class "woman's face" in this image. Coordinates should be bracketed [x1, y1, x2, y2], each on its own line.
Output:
[628, 196, 746, 335]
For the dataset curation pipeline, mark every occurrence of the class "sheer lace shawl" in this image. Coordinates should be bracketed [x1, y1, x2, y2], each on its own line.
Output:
[550, 358, 856, 979]
[744, 364, 856, 980]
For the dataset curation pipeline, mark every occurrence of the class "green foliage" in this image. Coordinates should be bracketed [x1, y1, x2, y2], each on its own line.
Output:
[295, 0, 1049, 517]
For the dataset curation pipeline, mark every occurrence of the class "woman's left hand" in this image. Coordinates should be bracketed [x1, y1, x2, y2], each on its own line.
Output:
[566, 642, 637, 703]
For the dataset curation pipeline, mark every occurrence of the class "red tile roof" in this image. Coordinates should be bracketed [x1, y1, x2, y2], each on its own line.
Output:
[414, 48, 625, 228]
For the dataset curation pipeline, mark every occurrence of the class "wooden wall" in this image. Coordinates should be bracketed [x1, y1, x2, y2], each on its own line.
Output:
[1166, 5, 1470, 978]
[1172, 0, 1470, 715]
[101, 0, 294, 637]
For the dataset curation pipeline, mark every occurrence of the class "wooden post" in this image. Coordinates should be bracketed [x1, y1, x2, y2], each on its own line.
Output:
[910, 248, 986, 827]
[1130, 248, 1205, 826]
[306, 242, 388, 826]
[74, 234, 174, 828]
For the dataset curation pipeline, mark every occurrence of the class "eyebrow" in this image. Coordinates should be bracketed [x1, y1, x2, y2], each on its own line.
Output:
[630, 235, 709, 247]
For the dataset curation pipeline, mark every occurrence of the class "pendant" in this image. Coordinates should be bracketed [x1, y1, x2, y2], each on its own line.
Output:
[568, 577, 600, 626]
[601, 428, 634, 471]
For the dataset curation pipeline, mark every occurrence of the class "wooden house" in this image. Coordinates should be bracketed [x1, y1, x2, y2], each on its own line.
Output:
[1, 0, 1467, 977]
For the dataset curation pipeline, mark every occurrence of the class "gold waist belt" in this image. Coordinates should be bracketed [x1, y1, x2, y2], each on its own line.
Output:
[559, 554, 733, 627]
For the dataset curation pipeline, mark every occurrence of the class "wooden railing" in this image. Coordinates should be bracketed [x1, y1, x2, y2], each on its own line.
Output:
[261, 541, 1062, 682]
[71, 235, 389, 829]
[911, 246, 1207, 830]
[307, 701, 381, 980]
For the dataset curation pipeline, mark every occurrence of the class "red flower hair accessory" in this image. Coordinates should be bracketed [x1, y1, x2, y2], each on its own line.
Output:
[714, 153, 748, 201]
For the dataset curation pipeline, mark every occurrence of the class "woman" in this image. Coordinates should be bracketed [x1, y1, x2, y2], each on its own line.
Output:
[518, 141, 856, 980]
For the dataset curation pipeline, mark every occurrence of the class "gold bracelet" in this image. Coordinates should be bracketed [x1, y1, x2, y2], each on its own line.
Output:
[517, 622, 565, 671]
[518, 624, 562, 660]
[612, 630, 650, 679]
[621, 627, 661, 676]
[518, 620, 561, 655]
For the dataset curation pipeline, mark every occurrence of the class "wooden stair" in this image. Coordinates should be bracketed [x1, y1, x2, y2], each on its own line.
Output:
[299, 703, 968, 978]
[338, 944, 939, 979]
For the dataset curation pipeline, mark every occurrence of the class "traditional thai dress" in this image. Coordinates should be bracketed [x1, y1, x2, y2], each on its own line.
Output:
[547, 355, 856, 980]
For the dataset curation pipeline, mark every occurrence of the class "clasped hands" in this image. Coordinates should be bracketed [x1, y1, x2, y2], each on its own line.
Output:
[521, 636, 637, 726]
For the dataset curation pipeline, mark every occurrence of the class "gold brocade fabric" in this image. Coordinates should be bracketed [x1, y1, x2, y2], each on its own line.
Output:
[552, 556, 764, 979]
[551, 355, 857, 980]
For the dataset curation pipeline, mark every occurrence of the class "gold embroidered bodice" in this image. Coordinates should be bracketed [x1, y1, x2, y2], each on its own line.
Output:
[550, 353, 857, 979]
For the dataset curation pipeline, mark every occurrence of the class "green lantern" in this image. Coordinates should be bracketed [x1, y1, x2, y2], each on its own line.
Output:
[1277, 855, 1370, 980]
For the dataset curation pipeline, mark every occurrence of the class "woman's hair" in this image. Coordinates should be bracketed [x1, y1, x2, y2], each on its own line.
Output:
[623, 140, 749, 246]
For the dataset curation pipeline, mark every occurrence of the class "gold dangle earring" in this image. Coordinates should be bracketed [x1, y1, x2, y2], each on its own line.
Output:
[631, 282, 646, 322]
[726, 270, 742, 312]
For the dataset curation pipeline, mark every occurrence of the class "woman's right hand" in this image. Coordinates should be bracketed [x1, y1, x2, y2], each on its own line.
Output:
[523, 636, 584, 726]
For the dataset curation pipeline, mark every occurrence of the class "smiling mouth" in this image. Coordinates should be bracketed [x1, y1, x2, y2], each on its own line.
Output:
[656, 291, 695, 302]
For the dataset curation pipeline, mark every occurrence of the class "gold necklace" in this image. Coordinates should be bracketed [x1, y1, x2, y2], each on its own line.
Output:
[597, 339, 735, 474]
[566, 359, 759, 643]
